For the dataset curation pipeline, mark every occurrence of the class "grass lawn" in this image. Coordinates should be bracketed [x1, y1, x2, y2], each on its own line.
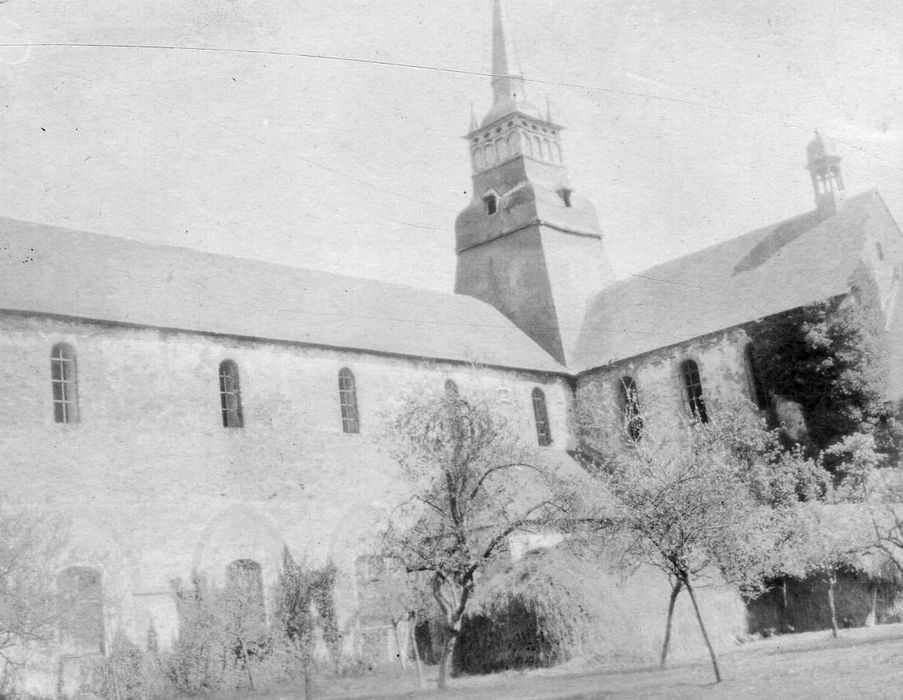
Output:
[237, 623, 903, 700]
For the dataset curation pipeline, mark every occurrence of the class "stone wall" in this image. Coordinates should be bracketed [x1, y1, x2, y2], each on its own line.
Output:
[0, 311, 573, 666]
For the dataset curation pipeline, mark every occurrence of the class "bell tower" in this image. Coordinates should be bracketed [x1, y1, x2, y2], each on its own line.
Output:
[806, 130, 846, 217]
[454, 0, 614, 365]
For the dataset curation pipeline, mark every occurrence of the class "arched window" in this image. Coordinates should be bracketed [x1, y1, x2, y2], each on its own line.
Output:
[523, 131, 534, 156]
[496, 137, 508, 161]
[51, 343, 79, 424]
[483, 192, 499, 216]
[744, 344, 769, 411]
[473, 148, 485, 171]
[531, 387, 552, 446]
[224, 559, 266, 630]
[533, 135, 543, 159]
[679, 359, 708, 423]
[554, 142, 563, 162]
[58, 566, 104, 654]
[484, 143, 496, 167]
[618, 376, 643, 441]
[219, 360, 244, 428]
[507, 132, 519, 155]
[338, 368, 359, 434]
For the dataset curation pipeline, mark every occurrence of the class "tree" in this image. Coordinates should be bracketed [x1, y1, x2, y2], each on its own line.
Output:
[380, 387, 577, 689]
[748, 266, 892, 460]
[0, 499, 67, 691]
[575, 405, 797, 683]
[356, 555, 431, 686]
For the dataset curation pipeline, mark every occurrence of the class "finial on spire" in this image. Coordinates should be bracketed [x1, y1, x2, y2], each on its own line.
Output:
[469, 102, 478, 132]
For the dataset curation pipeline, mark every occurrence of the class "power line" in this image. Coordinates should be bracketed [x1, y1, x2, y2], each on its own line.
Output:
[2, 40, 899, 173]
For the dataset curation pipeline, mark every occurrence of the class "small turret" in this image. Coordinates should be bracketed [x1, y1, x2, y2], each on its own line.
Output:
[806, 131, 845, 217]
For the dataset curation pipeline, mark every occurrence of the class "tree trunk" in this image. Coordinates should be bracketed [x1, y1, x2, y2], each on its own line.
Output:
[826, 570, 838, 638]
[684, 578, 721, 684]
[437, 619, 461, 691]
[410, 613, 425, 688]
[239, 637, 255, 690]
[660, 580, 683, 668]
[392, 621, 408, 669]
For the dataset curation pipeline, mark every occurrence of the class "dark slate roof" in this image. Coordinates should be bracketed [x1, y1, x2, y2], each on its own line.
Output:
[0, 218, 566, 374]
[572, 191, 890, 373]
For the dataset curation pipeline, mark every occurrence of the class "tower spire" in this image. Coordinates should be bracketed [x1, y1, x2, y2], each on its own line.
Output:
[480, 0, 538, 128]
[491, 0, 525, 108]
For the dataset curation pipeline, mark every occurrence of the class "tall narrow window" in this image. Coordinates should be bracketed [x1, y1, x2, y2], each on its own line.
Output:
[338, 368, 359, 434]
[679, 359, 708, 423]
[744, 344, 769, 411]
[51, 343, 79, 424]
[483, 192, 498, 215]
[58, 567, 104, 654]
[219, 360, 244, 428]
[532, 387, 552, 446]
[618, 376, 643, 441]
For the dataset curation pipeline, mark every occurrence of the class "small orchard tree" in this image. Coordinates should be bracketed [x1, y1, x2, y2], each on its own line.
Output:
[356, 555, 432, 685]
[0, 499, 67, 690]
[381, 387, 577, 689]
[575, 404, 802, 683]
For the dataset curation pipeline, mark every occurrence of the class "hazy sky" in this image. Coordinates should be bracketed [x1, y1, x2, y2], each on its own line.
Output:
[1, 0, 901, 292]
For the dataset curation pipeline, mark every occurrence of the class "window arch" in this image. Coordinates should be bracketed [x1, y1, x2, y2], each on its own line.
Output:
[218, 360, 244, 428]
[57, 566, 104, 654]
[744, 344, 769, 411]
[338, 368, 359, 434]
[531, 387, 552, 446]
[679, 359, 708, 423]
[618, 376, 643, 441]
[51, 343, 79, 424]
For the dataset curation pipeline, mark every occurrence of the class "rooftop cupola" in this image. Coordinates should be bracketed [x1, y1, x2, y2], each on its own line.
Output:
[806, 131, 846, 217]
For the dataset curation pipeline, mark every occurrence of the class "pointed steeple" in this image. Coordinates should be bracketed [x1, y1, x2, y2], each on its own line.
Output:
[481, 0, 540, 127]
[491, 0, 525, 107]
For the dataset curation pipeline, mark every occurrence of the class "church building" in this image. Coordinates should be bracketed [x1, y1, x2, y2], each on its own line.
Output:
[1, 0, 901, 691]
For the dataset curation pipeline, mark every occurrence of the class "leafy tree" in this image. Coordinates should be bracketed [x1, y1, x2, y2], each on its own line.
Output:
[356, 555, 431, 686]
[0, 499, 67, 691]
[381, 387, 576, 689]
[272, 548, 339, 694]
[575, 404, 801, 683]
[748, 267, 892, 460]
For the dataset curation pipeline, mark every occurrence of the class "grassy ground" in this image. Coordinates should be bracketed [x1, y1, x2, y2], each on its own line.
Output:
[236, 623, 903, 699]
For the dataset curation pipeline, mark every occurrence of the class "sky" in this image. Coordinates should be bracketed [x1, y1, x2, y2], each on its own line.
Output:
[0, 0, 901, 293]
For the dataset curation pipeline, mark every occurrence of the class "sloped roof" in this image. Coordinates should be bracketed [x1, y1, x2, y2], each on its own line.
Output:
[572, 191, 891, 373]
[0, 217, 566, 374]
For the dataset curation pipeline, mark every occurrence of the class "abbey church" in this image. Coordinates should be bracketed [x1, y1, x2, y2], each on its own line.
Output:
[1, 0, 902, 690]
